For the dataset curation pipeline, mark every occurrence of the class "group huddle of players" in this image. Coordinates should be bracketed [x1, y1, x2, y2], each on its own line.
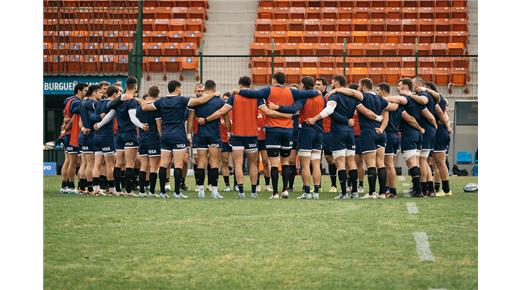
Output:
[58, 72, 452, 199]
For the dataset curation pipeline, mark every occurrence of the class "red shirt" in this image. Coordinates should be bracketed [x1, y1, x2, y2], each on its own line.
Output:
[257, 109, 266, 140]
[322, 95, 331, 133]
[298, 93, 325, 126]
[266, 87, 293, 129]
[353, 111, 361, 137]
[229, 94, 258, 137]
[219, 111, 232, 143]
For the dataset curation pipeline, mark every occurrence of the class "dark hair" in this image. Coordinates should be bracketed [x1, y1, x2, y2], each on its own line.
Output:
[316, 77, 328, 88]
[377, 82, 391, 94]
[273, 72, 286, 85]
[239, 76, 252, 87]
[142, 93, 149, 100]
[167, 80, 182, 93]
[74, 83, 88, 95]
[399, 78, 413, 90]
[301, 76, 315, 90]
[148, 86, 160, 98]
[359, 78, 373, 90]
[204, 80, 216, 91]
[425, 81, 438, 92]
[106, 85, 119, 97]
[223, 92, 231, 98]
[413, 76, 425, 87]
[333, 75, 347, 87]
[86, 84, 101, 97]
[126, 76, 138, 90]
[99, 81, 110, 87]
[348, 83, 359, 90]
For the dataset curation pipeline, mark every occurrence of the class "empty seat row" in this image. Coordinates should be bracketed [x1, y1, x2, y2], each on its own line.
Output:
[250, 56, 469, 69]
[251, 66, 467, 86]
[44, 42, 199, 56]
[45, 0, 208, 8]
[255, 18, 467, 32]
[254, 31, 467, 44]
[258, 0, 467, 8]
[249, 42, 466, 56]
[258, 6, 467, 19]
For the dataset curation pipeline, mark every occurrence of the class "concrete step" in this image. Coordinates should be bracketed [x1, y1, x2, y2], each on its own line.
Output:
[209, 0, 258, 11]
[207, 11, 257, 22]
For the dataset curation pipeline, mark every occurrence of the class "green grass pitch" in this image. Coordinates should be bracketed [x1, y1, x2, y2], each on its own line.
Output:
[44, 175, 477, 289]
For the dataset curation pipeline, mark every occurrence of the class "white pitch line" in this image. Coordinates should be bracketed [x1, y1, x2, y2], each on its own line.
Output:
[414, 232, 434, 262]
[398, 176, 405, 181]
[429, 288, 447, 290]
[406, 202, 419, 214]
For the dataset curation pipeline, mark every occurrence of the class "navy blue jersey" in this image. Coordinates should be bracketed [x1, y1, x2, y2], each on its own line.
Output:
[66, 96, 82, 114]
[94, 100, 114, 138]
[115, 98, 138, 133]
[401, 95, 424, 134]
[436, 96, 448, 128]
[329, 93, 360, 132]
[193, 96, 225, 137]
[418, 91, 436, 129]
[358, 92, 389, 131]
[387, 106, 403, 134]
[153, 95, 191, 136]
[79, 98, 96, 129]
[136, 104, 161, 143]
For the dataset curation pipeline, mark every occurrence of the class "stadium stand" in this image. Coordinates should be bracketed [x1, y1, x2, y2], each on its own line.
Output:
[43, 0, 208, 76]
[250, 0, 470, 86]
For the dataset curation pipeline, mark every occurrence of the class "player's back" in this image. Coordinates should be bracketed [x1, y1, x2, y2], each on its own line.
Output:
[194, 96, 225, 137]
[154, 95, 190, 136]
[79, 98, 96, 129]
[359, 92, 387, 131]
[418, 91, 436, 129]
[94, 100, 114, 137]
[387, 105, 403, 134]
[115, 98, 138, 133]
[230, 94, 258, 137]
[401, 95, 423, 133]
[136, 106, 160, 142]
[266, 86, 293, 128]
[330, 92, 359, 132]
[299, 94, 326, 130]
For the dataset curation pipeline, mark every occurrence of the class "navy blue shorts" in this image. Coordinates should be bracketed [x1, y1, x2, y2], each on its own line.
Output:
[78, 133, 95, 153]
[195, 135, 221, 149]
[401, 130, 422, 152]
[330, 129, 356, 152]
[115, 131, 138, 150]
[421, 127, 436, 151]
[433, 127, 450, 153]
[355, 135, 362, 155]
[322, 132, 332, 155]
[292, 128, 299, 150]
[161, 135, 188, 152]
[139, 143, 161, 157]
[360, 129, 387, 154]
[221, 142, 232, 153]
[265, 127, 293, 157]
[385, 132, 400, 155]
[298, 127, 323, 151]
[93, 135, 115, 155]
[191, 134, 199, 149]
[258, 139, 266, 151]
[63, 135, 80, 154]
[230, 136, 258, 152]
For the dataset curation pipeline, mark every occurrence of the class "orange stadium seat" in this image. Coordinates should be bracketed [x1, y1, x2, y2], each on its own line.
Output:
[419, 67, 434, 82]
[402, 19, 418, 32]
[64, 55, 82, 74]
[436, 58, 451, 69]
[304, 19, 320, 31]
[402, 31, 418, 43]
[419, 7, 435, 18]
[320, 31, 335, 43]
[403, 7, 418, 19]
[306, 7, 321, 18]
[371, 7, 386, 18]
[319, 57, 334, 68]
[272, 43, 283, 55]
[323, 0, 340, 7]
[420, 0, 435, 7]
[431, 43, 447, 55]
[302, 56, 318, 68]
[185, 31, 202, 45]
[338, 0, 355, 8]
[302, 67, 318, 79]
[451, 7, 468, 18]
[321, 19, 336, 31]
[151, 31, 169, 43]
[435, 7, 450, 19]
[369, 67, 385, 84]
[403, 0, 419, 8]
[419, 57, 435, 68]
[365, 43, 381, 56]
[434, 68, 450, 85]
[250, 43, 269, 55]
[447, 43, 465, 55]
[286, 68, 301, 83]
[398, 43, 415, 56]
[452, 0, 468, 8]
[350, 57, 369, 68]
[157, 7, 173, 18]
[83, 55, 99, 73]
[353, 31, 368, 43]
[351, 67, 368, 83]
[348, 43, 364, 56]
[282, 43, 299, 55]
[402, 57, 416, 68]
[338, 7, 354, 18]
[322, 7, 338, 18]
[259, 0, 274, 8]
[385, 57, 402, 68]
[451, 31, 468, 43]
[331, 43, 346, 55]
[167, 31, 185, 43]
[256, 19, 272, 31]
[353, 18, 369, 31]
[162, 43, 180, 56]
[385, 67, 401, 84]
[451, 18, 468, 31]
[255, 31, 271, 43]
[100, 43, 114, 54]
[275, 0, 291, 8]
[435, 19, 450, 32]
[419, 31, 434, 43]
[273, 56, 285, 67]
[371, 0, 387, 8]
[386, 7, 402, 18]
[417, 43, 431, 56]
[385, 32, 401, 44]
[186, 19, 204, 32]
[337, 19, 353, 31]
[369, 31, 385, 43]
[181, 57, 198, 71]
[274, 7, 290, 19]
[252, 67, 269, 84]
[115, 55, 128, 73]
[307, 0, 323, 8]
[272, 31, 288, 43]
[188, 7, 206, 20]
[288, 19, 304, 31]
[304, 31, 319, 43]
[401, 67, 416, 79]
[258, 7, 273, 19]
[336, 31, 353, 43]
[368, 57, 385, 69]
[144, 57, 165, 73]
[100, 55, 115, 73]
[286, 57, 302, 68]
[180, 42, 197, 56]
[290, 7, 306, 19]
[272, 19, 288, 31]
[165, 57, 180, 72]
[315, 43, 332, 55]
[386, 19, 402, 32]
[319, 67, 335, 80]
[386, 0, 403, 8]
[452, 67, 467, 86]
[354, 7, 370, 19]
[369, 18, 385, 31]
[169, 19, 186, 31]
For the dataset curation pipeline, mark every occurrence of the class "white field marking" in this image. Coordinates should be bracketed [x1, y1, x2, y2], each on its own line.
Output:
[398, 176, 405, 181]
[414, 232, 434, 262]
[401, 182, 411, 187]
[406, 202, 419, 214]
[429, 288, 447, 290]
